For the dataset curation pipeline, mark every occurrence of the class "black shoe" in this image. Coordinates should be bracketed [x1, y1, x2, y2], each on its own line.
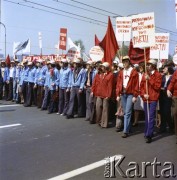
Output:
[116, 128, 123, 132]
[122, 133, 128, 138]
[66, 115, 74, 119]
[48, 112, 52, 114]
[145, 137, 152, 143]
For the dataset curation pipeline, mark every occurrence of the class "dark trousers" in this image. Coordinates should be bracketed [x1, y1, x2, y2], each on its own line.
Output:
[86, 87, 93, 121]
[26, 82, 34, 106]
[89, 96, 97, 124]
[0, 82, 4, 99]
[159, 93, 173, 132]
[37, 85, 44, 108]
[22, 81, 28, 105]
[172, 97, 177, 136]
[67, 87, 85, 117]
[58, 88, 70, 114]
[4, 82, 9, 100]
[42, 87, 50, 110]
[144, 101, 157, 137]
[33, 86, 37, 106]
[8, 77, 13, 100]
[48, 90, 58, 113]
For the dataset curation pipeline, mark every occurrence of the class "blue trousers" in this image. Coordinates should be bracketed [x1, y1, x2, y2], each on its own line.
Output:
[121, 94, 133, 134]
[144, 101, 157, 137]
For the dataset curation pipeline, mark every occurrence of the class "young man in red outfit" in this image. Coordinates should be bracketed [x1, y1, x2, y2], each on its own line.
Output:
[116, 56, 139, 138]
[95, 62, 113, 128]
[140, 59, 162, 143]
[167, 69, 177, 144]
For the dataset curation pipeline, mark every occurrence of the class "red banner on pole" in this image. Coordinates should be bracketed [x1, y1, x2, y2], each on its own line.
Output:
[59, 28, 67, 50]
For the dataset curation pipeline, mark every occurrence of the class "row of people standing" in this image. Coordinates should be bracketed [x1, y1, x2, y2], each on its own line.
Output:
[0, 56, 177, 144]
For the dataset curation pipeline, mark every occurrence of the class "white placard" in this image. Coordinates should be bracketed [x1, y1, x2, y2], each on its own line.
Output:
[116, 17, 132, 42]
[176, 0, 177, 29]
[67, 47, 81, 60]
[131, 12, 155, 48]
[89, 46, 104, 62]
[173, 53, 177, 65]
[150, 33, 170, 59]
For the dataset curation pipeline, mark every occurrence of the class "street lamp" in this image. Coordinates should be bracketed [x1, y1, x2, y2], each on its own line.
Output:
[0, 22, 6, 58]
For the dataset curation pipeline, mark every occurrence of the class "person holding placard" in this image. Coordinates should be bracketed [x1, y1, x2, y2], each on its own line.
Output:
[140, 59, 162, 143]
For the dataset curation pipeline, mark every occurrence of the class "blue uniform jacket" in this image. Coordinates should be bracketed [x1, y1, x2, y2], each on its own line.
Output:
[69, 68, 86, 90]
[27, 67, 36, 83]
[58, 67, 71, 89]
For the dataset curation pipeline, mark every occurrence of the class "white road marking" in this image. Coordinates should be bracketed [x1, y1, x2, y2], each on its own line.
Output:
[0, 124, 22, 129]
[0, 104, 21, 108]
[48, 155, 123, 180]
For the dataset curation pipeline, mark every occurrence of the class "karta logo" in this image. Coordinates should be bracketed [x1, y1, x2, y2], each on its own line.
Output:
[104, 155, 176, 178]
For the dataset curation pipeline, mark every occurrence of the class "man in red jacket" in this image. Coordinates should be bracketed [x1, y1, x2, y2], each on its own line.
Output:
[140, 59, 162, 143]
[95, 62, 113, 128]
[116, 56, 139, 138]
[167, 69, 177, 144]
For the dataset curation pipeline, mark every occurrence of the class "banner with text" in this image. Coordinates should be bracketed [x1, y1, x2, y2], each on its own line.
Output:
[176, 0, 177, 29]
[116, 17, 132, 42]
[131, 12, 155, 48]
[59, 28, 67, 50]
[150, 33, 169, 59]
[89, 46, 104, 62]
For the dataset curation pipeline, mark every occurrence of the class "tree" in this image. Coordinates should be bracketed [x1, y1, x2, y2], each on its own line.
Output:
[74, 39, 85, 55]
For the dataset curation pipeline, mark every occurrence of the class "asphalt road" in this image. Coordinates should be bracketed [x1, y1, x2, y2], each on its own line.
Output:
[0, 100, 177, 180]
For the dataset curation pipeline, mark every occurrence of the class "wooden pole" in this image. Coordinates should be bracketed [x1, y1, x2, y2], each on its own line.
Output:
[144, 48, 150, 124]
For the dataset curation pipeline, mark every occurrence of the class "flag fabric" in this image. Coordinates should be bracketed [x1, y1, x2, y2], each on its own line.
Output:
[67, 37, 80, 51]
[6, 54, 11, 67]
[128, 39, 150, 64]
[13, 39, 30, 54]
[95, 34, 100, 46]
[99, 17, 119, 64]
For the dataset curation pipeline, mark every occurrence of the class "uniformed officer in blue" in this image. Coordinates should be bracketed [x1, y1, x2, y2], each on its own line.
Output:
[56, 58, 71, 115]
[24, 61, 36, 107]
[66, 58, 86, 119]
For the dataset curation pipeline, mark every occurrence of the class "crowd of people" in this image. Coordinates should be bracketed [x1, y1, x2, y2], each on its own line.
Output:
[0, 55, 177, 144]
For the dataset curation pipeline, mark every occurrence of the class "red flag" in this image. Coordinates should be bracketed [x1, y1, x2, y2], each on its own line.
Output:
[99, 17, 119, 64]
[95, 34, 100, 46]
[128, 39, 150, 64]
[6, 54, 11, 67]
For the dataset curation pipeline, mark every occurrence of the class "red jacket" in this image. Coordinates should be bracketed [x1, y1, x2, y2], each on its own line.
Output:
[91, 73, 101, 97]
[167, 70, 177, 97]
[94, 71, 113, 98]
[140, 70, 162, 102]
[116, 69, 139, 97]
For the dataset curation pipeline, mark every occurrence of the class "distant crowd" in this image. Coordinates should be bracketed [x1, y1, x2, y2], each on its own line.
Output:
[0, 56, 177, 144]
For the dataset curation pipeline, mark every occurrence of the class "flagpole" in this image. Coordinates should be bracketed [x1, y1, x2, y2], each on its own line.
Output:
[144, 47, 150, 124]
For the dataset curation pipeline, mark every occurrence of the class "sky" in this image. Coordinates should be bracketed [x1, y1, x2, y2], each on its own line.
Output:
[0, 0, 177, 57]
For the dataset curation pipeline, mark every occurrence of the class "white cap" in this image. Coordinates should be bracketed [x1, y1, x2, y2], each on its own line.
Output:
[73, 58, 80, 64]
[27, 61, 33, 66]
[14, 59, 19, 62]
[61, 58, 68, 63]
[148, 59, 157, 66]
[11, 60, 15, 63]
[134, 64, 139, 67]
[37, 59, 43, 63]
[102, 62, 110, 68]
[122, 55, 130, 61]
[113, 60, 118, 65]
[50, 60, 55, 65]
[86, 60, 93, 65]
[118, 63, 124, 69]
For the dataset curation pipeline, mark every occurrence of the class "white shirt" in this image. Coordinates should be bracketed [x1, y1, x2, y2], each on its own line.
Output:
[1, 67, 5, 78]
[123, 67, 133, 88]
[9, 67, 14, 78]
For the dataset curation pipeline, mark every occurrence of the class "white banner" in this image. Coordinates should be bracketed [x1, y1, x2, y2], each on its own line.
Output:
[131, 12, 155, 48]
[89, 46, 104, 62]
[150, 33, 170, 59]
[173, 54, 177, 65]
[176, 0, 177, 29]
[116, 17, 132, 42]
